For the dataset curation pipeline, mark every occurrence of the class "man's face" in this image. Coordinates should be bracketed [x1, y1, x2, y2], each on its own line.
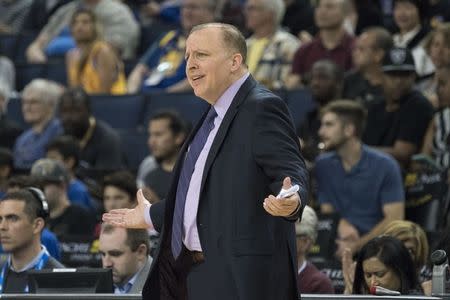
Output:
[382, 72, 415, 101]
[394, 1, 420, 32]
[71, 12, 96, 43]
[318, 112, 347, 151]
[314, 0, 345, 30]
[353, 32, 380, 69]
[181, 0, 215, 32]
[244, 0, 274, 31]
[59, 100, 90, 139]
[147, 118, 181, 162]
[429, 32, 450, 68]
[22, 93, 53, 125]
[0, 200, 36, 253]
[103, 186, 134, 212]
[99, 228, 143, 287]
[309, 64, 339, 105]
[185, 27, 238, 104]
[437, 70, 450, 107]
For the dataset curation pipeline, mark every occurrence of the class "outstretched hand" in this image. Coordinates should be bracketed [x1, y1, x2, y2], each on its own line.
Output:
[102, 189, 152, 229]
[263, 177, 301, 217]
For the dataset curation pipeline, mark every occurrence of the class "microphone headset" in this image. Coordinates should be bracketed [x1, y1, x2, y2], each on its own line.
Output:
[25, 187, 50, 220]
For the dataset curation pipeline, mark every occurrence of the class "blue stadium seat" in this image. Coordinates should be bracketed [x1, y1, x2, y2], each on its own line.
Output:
[285, 88, 316, 129]
[46, 61, 67, 86]
[15, 63, 47, 91]
[6, 97, 27, 128]
[90, 94, 145, 129]
[142, 91, 208, 128]
[0, 34, 17, 60]
[118, 128, 149, 172]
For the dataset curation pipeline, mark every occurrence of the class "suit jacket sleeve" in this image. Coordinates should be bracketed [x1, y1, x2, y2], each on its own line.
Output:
[149, 200, 166, 233]
[251, 93, 308, 219]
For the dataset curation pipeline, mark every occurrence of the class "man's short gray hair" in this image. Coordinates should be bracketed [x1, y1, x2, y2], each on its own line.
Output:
[22, 79, 64, 108]
[296, 206, 318, 242]
[261, 0, 285, 25]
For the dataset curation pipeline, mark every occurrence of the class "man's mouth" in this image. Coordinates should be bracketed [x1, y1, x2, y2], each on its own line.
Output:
[192, 75, 204, 82]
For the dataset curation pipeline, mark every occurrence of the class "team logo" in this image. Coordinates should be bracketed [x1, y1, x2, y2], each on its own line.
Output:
[390, 49, 406, 65]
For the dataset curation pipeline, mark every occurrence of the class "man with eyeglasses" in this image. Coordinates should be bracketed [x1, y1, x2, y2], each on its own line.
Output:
[127, 0, 217, 93]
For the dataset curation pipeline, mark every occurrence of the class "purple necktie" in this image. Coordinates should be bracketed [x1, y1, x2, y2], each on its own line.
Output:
[171, 107, 217, 259]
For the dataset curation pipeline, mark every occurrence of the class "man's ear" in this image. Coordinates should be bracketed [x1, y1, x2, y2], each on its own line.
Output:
[344, 123, 356, 138]
[33, 217, 45, 235]
[231, 53, 243, 72]
[136, 243, 148, 259]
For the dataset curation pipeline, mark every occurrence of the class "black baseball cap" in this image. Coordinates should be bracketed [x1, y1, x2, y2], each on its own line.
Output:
[382, 47, 416, 74]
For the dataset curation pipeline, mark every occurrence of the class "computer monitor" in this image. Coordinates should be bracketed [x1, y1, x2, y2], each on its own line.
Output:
[27, 268, 114, 294]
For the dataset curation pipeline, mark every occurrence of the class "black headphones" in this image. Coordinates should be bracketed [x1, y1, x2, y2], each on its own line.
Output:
[25, 187, 50, 219]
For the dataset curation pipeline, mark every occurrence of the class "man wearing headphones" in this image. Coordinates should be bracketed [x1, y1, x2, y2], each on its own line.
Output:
[0, 188, 64, 293]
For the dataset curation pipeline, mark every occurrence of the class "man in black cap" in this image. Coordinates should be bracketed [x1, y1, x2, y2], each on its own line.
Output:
[30, 158, 96, 239]
[363, 47, 434, 168]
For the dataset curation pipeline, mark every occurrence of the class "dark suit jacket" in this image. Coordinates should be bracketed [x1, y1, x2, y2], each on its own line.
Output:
[143, 75, 308, 300]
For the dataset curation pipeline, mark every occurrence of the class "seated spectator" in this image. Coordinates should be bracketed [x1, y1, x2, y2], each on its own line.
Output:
[5, 175, 61, 261]
[343, 27, 393, 107]
[286, 0, 355, 88]
[281, 0, 314, 37]
[342, 219, 431, 294]
[0, 81, 22, 150]
[13, 79, 64, 170]
[66, 8, 127, 95]
[30, 158, 96, 239]
[0, 189, 64, 293]
[296, 205, 334, 294]
[0, 0, 33, 33]
[99, 224, 153, 294]
[363, 47, 434, 167]
[244, 0, 300, 89]
[144, 110, 187, 201]
[417, 23, 450, 107]
[0, 148, 13, 198]
[315, 100, 404, 257]
[46, 135, 95, 211]
[127, 0, 217, 93]
[421, 64, 450, 169]
[59, 88, 124, 171]
[103, 171, 137, 212]
[298, 59, 343, 162]
[352, 236, 418, 295]
[26, 0, 139, 62]
[383, 221, 430, 287]
[392, 0, 434, 77]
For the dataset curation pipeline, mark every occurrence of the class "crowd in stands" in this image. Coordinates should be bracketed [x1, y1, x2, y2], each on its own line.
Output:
[1, 0, 450, 296]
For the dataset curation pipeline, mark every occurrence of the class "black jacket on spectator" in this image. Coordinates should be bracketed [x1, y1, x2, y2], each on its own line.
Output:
[79, 119, 124, 171]
[342, 70, 385, 107]
[47, 204, 96, 239]
[363, 90, 434, 149]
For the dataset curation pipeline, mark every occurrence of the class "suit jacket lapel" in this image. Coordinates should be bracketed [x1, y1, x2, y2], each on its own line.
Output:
[199, 76, 257, 192]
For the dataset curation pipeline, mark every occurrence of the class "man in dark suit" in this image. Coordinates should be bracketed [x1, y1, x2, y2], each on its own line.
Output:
[103, 22, 308, 300]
